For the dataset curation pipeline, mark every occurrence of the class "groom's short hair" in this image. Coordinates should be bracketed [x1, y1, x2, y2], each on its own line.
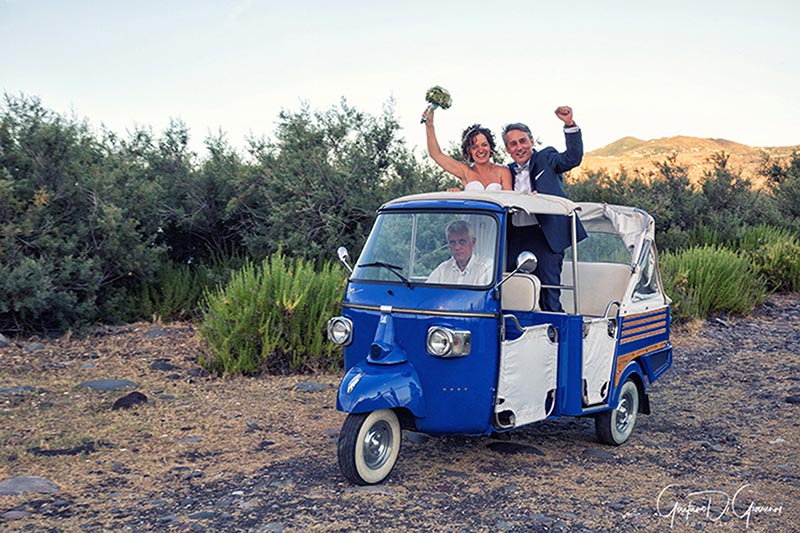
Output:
[502, 123, 533, 144]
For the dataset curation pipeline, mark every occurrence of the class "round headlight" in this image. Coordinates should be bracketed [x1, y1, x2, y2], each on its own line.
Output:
[427, 327, 453, 356]
[327, 317, 353, 346]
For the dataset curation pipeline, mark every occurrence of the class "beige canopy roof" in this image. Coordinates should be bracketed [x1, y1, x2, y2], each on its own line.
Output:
[577, 202, 655, 262]
[383, 191, 580, 217]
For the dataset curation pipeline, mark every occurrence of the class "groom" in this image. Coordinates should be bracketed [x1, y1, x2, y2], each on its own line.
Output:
[502, 106, 587, 312]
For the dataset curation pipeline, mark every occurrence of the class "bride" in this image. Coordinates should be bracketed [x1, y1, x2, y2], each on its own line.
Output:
[424, 109, 510, 259]
[424, 109, 512, 192]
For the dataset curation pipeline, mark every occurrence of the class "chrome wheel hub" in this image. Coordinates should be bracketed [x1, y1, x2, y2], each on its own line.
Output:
[616, 393, 632, 433]
[362, 420, 393, 469]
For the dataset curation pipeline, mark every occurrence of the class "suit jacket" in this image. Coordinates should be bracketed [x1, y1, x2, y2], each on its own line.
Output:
[508, 128, 588, 253]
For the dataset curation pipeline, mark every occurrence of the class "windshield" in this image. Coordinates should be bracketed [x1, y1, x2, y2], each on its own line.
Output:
[352, 211, 499, 287]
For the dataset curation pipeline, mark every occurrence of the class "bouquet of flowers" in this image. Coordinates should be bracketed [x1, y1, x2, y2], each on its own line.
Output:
[420, 86, 452, 123]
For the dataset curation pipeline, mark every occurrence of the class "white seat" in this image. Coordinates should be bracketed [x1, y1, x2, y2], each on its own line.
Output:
[501, 273, 541, 312]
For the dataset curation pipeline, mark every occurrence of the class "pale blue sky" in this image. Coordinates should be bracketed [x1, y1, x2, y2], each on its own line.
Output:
[2, 0, 798, 158]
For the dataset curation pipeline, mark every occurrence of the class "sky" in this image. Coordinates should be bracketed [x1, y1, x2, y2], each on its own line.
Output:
[2, 0, 799, 160]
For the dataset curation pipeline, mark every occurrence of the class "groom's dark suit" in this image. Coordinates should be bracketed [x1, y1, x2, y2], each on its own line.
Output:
[507, 127, 587, 312]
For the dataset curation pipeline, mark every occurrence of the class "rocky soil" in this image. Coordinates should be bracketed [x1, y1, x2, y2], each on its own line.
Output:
[1, 294, 799, 532]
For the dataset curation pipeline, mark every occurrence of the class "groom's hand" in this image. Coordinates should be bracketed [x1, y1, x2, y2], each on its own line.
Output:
[555, 106, 575, 127]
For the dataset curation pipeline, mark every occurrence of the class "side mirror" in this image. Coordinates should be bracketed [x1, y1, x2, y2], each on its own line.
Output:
[494, 251, 539, 294]
[516, 251, 538, 274]
[337, 246, 353, 273]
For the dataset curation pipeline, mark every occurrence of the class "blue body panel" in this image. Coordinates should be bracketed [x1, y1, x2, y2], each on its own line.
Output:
[339, 282, 502, 435]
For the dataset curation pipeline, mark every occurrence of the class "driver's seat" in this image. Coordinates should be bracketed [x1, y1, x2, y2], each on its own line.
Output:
[501, 273, 541, 312]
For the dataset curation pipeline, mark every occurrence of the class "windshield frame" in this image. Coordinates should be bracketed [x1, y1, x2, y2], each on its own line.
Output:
[350, 207, 502, 290]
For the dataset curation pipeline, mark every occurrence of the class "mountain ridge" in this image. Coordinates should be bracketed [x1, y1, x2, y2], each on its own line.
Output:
[571, 135, 798, 187]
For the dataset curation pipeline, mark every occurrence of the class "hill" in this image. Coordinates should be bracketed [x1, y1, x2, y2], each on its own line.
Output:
[570, 135, 799, 187]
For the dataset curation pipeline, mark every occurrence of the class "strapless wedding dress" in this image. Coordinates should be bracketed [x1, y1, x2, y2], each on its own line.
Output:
[460, 181, 500, 260]
[464, 181, 502, 192]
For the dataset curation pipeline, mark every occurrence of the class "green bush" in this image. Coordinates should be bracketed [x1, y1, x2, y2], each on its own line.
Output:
[130, 262, 208, 322]
[198, 253, 345, 375]
[661, 246, 767, 322]
[0, 95, 167, 332]
[732, 225, 800, 292]
[128, 253, 244, 322]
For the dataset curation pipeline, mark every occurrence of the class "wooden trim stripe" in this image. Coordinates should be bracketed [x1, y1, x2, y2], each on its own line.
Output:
[342, 302, 496, 318]
[621, 320, 668, 336]
[620, 328, 668, 345]
[614, 340, 668, 386]
[623, 314, 668, 328]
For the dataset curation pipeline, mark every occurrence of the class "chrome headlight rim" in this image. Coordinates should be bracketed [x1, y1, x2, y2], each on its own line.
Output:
[426, 326, 471, 358]
[327, 316, 353, 346]
[426, 327, 453, 357]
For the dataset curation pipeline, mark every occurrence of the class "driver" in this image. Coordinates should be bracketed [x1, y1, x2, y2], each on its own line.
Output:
[427, 220, 493, 285]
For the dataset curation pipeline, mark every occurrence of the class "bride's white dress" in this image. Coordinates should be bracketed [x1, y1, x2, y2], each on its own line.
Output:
[464, 181, 502, 192]
[462, 181, 501, 260]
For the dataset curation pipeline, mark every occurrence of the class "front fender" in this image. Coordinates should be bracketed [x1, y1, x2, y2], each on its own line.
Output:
[336, 362, 426, 419]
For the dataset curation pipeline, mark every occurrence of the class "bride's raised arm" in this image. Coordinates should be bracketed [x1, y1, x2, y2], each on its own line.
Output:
[424, 109, 468, 185]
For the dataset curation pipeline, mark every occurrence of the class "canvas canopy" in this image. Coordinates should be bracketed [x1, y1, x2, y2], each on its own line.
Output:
[384, 191, 580, 217]
[576, 202, 655, 263]
[383, 193, 656, 264]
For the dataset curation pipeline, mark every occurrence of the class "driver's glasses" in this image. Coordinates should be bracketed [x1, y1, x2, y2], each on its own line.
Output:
[448, 238, 468, 247]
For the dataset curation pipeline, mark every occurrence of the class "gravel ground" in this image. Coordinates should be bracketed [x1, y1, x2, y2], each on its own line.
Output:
[1, 293, 798, 532]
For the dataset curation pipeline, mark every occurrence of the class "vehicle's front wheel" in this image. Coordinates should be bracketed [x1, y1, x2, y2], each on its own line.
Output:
[595, 378, 639, 445]
[338, 409, 401, 485]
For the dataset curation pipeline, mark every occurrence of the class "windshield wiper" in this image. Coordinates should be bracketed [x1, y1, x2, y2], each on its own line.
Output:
[358, 262, 413, 288]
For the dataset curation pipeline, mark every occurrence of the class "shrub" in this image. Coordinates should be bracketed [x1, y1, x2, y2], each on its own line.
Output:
[661, 246, 767, 322]
[198, 253, 345, 375]
[130, 262, 211, 322]
[0, 95, 167, 332]
[128, 253, 244, 322]
[732, 225, 800, 292]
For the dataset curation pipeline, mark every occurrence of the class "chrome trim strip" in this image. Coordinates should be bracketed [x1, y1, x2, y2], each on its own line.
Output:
[571, 211, 580, 315]
[343, 302, 496, 318]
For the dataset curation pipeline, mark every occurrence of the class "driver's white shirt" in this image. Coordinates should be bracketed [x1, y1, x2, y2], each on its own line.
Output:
[427, 254, 493, 286]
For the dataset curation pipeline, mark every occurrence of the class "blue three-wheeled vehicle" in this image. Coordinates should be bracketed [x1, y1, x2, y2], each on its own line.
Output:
[327, 191, 672, 485]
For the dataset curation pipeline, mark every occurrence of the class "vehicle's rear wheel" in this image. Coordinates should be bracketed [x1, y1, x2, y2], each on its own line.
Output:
[595, 378, 639, 445]
[338, 409, 401, 485]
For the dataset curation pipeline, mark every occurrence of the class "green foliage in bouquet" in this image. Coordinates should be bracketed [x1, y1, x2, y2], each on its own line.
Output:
[198, 252, 346, 375]
[660, 246, 767, 322]
[421, 86, 452, 124]
[425, 86, 452, 110]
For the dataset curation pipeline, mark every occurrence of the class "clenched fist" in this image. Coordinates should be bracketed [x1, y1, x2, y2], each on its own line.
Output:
[555, 106, 575, 127]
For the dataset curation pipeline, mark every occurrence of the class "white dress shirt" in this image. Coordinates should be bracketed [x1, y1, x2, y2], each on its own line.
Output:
[427, 254, 493, 286]
[513, 164, 539, 227]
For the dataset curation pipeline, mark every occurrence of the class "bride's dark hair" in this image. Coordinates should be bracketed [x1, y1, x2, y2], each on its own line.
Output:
[460, 124, 496, 163]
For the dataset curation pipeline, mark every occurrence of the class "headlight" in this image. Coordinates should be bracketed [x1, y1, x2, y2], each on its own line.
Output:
[426, 327, 471, 358]
[327, 316, 353, 346]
